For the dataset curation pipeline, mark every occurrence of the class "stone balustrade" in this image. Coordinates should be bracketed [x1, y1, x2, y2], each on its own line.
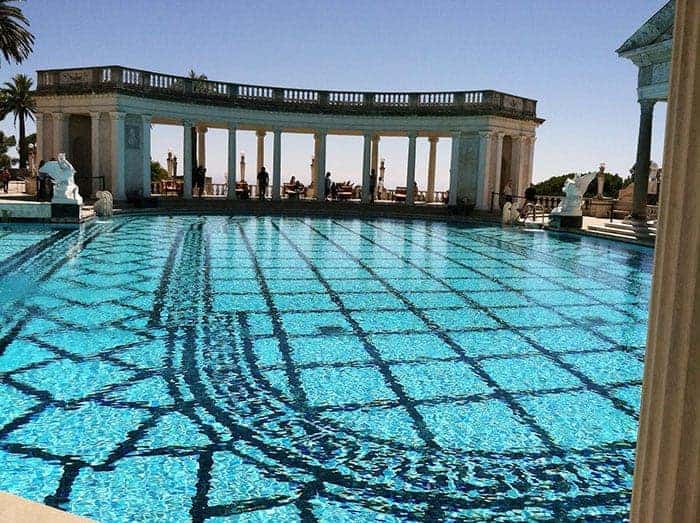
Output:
[36, 66, 538, 119]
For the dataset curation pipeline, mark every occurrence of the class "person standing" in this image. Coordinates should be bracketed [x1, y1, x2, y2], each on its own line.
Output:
[324, 172, 332, 201]
[257, 167, 270, 201]
[369, 168, 377, 203]
[0, 168, 10, 193]
[194, 166, 206, 198]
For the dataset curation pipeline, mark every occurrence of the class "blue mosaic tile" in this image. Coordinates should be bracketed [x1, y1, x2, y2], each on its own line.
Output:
[561, 350, 643, 385]
[518, 391, 637, 449]
[300, 366, 396, 407]
[290, 335, 369, 365]
[481, 355, 582, 392]
[369, 332, 456, 361]
[449, 330, 538, 358]
[417, 400, 544, 452]
[391, 360, 491, 400]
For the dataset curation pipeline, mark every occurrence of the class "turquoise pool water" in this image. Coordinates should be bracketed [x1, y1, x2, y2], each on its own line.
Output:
[0, 216, 651, 522]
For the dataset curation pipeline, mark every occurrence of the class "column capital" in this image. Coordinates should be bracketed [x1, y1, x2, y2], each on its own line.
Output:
[428, 135, 440, 144]
[227, 121, 238, 130]
[140, 114, 152, 124]
[639, 98, 656, 111]
[451, 130, 462, 140]
[273, 127, 283, 135]
[52, 112, 66, 120]
[182, 119, 194, 128]
[109, 111, 125, 121]
[511, 133, 525, 143]
[196, 125, 208, 134]
[478, 130, 494, 139]
[89, 111, 101, 121]
[256, 129, 267, 137]
[371, 134, 381, 142]
[406, 131, 418, 139]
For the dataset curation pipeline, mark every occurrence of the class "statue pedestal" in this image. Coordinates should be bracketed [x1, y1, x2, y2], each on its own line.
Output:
[51, 203, 80, 221]
[549, 214, 583, 229]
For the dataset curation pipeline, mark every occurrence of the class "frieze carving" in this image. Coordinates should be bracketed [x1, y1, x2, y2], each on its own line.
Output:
[502, 95, 524, 112]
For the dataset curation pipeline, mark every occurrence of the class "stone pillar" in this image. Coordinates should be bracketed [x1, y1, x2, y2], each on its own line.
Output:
[491, 132, 505, 209]
[197, 126, 207, 168]
[361, 133, 372, 203]
[141, 114, 152, 198]
[256, 129, 266, 174]
[448, 131, 462, 206]
[52, 113, 67, 159]
[510, 134, 524, 199]
[629, 99, 655, 223]
[227, 123, 237, 199]
[89, 112, 101, 196]
[475, 131, 493, 210]
[272, 128, 282, 201]
[525, 136, 536, 192]
[406, 132, 417, 204]
[108, 112, 125, 200]
[314, 131, 326, 201]
[35, 113, 44, 164]
[427, 136, 439, 202]
[183, 120, 193, 199]
[630, 2, 700, 521]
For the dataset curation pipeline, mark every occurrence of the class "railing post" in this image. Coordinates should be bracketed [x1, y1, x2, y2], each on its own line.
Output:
[319, 91, 329, 107]
[273, 88, 284, 102]
[408, 93, 419, 110]
[453, 92, 465, 106]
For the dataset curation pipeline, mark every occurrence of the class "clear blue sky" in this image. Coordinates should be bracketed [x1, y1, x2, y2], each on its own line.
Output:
[0, 0, 667, 190]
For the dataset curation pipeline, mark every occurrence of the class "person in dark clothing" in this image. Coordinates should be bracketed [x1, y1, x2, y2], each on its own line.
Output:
[257, 167, 270, 200]
[0, 168, 10, 193]
[524, 184, 537, 204]
[193, 166, 206, 197]
[369, 168, 377, 203]
[324, 172, 332, 200]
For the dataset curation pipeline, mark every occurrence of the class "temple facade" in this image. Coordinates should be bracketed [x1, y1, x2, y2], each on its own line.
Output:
[31, 66, 542, 208]
[617, 0, 673, 225]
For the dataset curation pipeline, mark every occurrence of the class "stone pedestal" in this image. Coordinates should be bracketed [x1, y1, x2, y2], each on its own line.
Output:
[548, 214, 582, 229]
[588, 198, 614, 218]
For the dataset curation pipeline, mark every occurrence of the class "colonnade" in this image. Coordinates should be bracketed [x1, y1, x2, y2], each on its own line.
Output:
[33, 110, 536, 208]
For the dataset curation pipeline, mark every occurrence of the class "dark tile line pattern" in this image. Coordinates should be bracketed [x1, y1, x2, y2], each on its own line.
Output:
[0, 216, 652, 521]
[354, 220, 643, 417]
[293, 218, 561, 451]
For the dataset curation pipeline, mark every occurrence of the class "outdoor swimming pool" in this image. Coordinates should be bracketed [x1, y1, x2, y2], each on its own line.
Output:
[0, 215, 652, 522]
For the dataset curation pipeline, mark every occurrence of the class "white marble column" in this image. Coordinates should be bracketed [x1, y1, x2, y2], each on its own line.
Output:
[108, 111, 125, 200]
[313, 131, 327, 201]
[35, 113, 44, 164]
[89, 112, 101, 196]
[406, 132, 417, 205]
[448, 131, 462, 206]
[510, 134, 524, 199]
[183, 120, 193, 199]
[362, 133, 372, 203]
[491, 132, 505, 209]
[197, 126, 207, 168]
[141, 114, 152, 198]
[525, 136, 536, 193]
[256, 130, 266, 174]
[630, 2, 700, 521]
[272, 128, 282, 201]
[227, 123, 237, 199]
[475, 131, 494, 210]
[427, 136, 439, 202]
[52, 113, 67, 159]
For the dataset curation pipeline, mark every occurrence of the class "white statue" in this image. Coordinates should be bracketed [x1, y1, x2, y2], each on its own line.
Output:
[38, 154, 83, 205]
[550, 172, 597, 217]
[501, 202, 521, 225]
[94, 191, 113, 218]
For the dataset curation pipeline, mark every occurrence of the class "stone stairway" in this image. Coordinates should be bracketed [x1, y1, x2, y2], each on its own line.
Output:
[586, 220, 657, 243]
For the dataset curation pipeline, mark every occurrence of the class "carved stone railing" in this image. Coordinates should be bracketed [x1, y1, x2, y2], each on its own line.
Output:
[36, 66, 540, 119]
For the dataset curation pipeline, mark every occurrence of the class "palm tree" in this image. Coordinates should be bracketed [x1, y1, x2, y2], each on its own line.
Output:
[1, 74, 36, 169]
[0, 0, 34, 67]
